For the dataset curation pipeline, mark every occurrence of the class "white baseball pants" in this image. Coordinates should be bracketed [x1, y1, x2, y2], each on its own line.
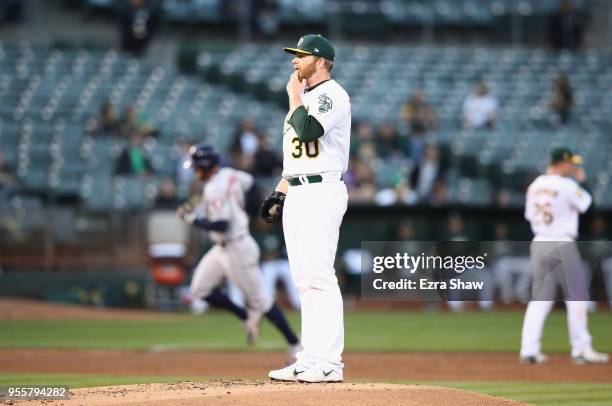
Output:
[283, 180, 348, 369]
[520, 241, 593, 357]
[494, 256, 532, 304]
[226, 259, 301, 310]
[262, 259, 301, 310]
[190, 235, 273, 314]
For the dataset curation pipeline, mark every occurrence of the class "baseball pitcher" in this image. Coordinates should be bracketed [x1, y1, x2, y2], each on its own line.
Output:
[260, 34, 351, 383]
[520, 147, 608, 364]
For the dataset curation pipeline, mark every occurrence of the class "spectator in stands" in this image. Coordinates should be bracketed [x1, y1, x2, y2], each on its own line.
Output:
[550, 74, 574, 124]
[463, 82, 498, 129]
[229, 119, 259, 171]
[446, 214, 468, 241]
[496, 188, 513, 208]
[120, 106, 140, 138]
[344, 158, 376, 204]
[443, 214, 494, 311]
[393, 220, 431, 271]
[548, 0, 586, 52]
[120, 106, 157, 139]
[402, 91, 437, 166]
[115, 132, 153, 176]
[395, 220, 416, 241]
[374, 173, 413, 207]
[0, 152, 14, 199]
[492, 222, 511, 250]
[120, 0, 161, 57]
[410, 145, 442, 201]
[375, 123, 409, 159]
[430, 179, 448, 206]
[350, 122, 376, 157]
[252, 135, 282, 177]
[402, 91, 437, 135]
[87, 102, 120, 137]
[155, 177, 179, 209]
[0, 157, 20, 240]
[492, 222, 531, 304]
[254, 0, 280, 37]
[586, 217, 609, 241]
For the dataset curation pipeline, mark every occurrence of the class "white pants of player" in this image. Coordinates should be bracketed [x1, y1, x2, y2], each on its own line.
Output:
[262, 259, 301, 310]
[602, 258, 612, 307]
[521, 300, 592, 357]
[494, 256, 532, 304]
[520, 241, 592, 357]
[190, 235, 273, 314]
[447, 267, 495, 311]
[226, 281, 245, 307]
[283, 180, 347, 370]
[226, 259, 301, 310]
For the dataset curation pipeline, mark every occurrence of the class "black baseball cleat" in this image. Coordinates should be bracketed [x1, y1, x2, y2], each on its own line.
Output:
[520, 353, 549, 364]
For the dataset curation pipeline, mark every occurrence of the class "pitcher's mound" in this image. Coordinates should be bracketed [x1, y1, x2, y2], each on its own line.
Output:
[32, 380, 527, 405]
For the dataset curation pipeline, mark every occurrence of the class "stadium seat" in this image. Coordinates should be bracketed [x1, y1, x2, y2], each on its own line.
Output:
[3, 42, 612, 210]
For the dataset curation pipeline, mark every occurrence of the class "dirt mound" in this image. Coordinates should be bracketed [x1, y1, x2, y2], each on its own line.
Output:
[15, 381, 528, 406]
[0, 298, 169, 321]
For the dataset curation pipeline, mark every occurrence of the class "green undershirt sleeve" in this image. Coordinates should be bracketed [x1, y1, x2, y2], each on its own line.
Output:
[288, 106, 325, 143]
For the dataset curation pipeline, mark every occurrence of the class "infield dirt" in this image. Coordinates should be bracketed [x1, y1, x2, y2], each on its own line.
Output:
[2, 348, 611, 383]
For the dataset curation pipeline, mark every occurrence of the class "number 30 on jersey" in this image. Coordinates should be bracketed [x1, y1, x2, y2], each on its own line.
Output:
[291, 137, 319, 158]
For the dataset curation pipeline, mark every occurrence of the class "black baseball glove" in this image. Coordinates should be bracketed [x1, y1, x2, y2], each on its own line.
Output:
[259, 191, 286, 223]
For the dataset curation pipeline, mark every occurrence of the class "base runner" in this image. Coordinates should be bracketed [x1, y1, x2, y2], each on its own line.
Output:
[179, 143, 301, 362]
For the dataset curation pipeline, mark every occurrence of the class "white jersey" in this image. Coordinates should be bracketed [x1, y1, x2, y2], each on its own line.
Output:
[525, 174, 592, 240]
[282, 79, 351, 177]
[200, 167, 253, 243]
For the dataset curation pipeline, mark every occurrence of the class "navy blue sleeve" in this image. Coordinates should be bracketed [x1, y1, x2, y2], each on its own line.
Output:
[245, 182, 262, 218]
[193, 218, 229, 232]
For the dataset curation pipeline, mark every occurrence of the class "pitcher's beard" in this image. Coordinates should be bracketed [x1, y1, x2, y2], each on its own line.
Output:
[297, 64, 316, 82]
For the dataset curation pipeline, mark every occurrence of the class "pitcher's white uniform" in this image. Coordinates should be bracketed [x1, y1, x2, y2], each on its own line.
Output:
[282, 80, 351, 177]
[190, 167, 273, 314]
[525, 175, 591, 241]
[520, 174, 593, 358]
[282, 79, 350, 369]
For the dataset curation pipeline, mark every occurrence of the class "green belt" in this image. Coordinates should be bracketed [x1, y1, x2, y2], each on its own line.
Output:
[287, 175, 323, 186]
[287, 174, 343, 186]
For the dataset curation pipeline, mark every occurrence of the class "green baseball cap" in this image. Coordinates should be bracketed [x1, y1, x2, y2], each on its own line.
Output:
[283, 34, 335, 62]
[550, 147, 582, 164]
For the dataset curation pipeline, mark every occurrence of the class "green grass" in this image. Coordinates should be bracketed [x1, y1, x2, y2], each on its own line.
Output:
[1, 374, 610, 406]
[418, 381, 612, 406]
[1, 310, 611, 352]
